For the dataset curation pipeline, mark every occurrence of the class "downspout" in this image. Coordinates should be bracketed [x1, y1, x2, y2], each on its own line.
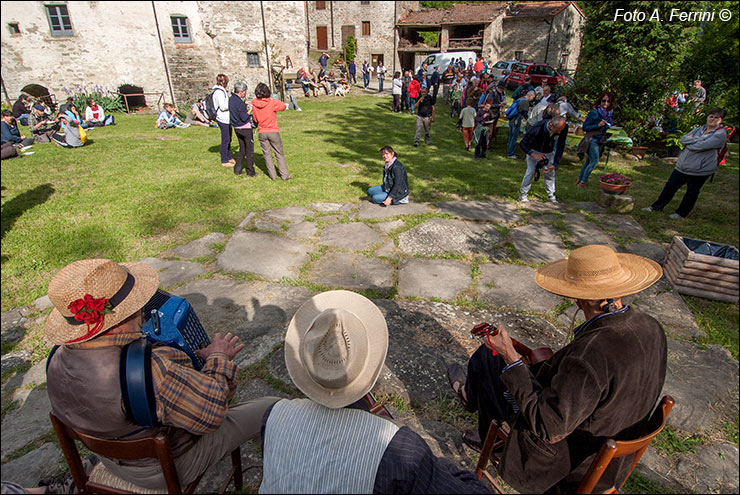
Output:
[1, 75, 12, 108]
[260, 1, 273, 91]
[392, 1, 397, 75]
[544, 18, 553, 65]
[151, 1, 176, 105]
[330, 1, 335, 48]
[305, 0, 310, 58]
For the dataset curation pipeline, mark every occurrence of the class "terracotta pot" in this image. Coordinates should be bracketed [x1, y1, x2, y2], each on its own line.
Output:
[600, 181, 631, 194]
[632, 145, 648, 158]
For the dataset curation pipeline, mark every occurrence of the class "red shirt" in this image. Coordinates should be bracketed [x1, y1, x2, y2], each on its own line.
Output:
[409, 79, 421, 98]
[251, 98, 287, 134]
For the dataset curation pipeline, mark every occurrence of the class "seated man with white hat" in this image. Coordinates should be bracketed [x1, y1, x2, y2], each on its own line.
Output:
[447, 245, 667, 493]
[259, 290, 489, 494]
[45, 259, 279, 491]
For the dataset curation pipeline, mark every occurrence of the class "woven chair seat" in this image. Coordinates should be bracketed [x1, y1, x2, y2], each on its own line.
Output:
[88, 463, 166, 494]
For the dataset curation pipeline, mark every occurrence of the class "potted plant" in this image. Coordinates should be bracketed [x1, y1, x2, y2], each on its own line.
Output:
[599, 173, 632, 194]
[628, 125, 654, 158]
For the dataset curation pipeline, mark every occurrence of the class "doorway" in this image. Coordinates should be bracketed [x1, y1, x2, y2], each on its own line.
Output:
[317, 26, 328, 50]
[371, 53, 384, 68]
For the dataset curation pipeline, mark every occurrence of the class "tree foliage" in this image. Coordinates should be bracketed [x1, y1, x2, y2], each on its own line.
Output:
[343, 35, 356, 62]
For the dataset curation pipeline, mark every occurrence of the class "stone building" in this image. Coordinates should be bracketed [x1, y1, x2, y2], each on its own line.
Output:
[0, 1, 419, 108]
[396, 1, 585, 72]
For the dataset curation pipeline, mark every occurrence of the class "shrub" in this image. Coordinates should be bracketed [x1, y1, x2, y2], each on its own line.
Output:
[61, 83, 124, 113]
[343, 35, 356, 63]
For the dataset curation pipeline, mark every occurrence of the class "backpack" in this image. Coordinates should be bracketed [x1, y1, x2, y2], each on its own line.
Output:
[203, 88, 225, 121]
[505, 98, 523, 120]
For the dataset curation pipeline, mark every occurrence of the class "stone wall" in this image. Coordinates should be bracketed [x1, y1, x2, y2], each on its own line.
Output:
[548, 5, 585, 71]
[1, 1, 170, 108]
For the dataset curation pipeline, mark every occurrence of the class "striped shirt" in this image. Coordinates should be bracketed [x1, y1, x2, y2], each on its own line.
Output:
[67, 330, 237, 434]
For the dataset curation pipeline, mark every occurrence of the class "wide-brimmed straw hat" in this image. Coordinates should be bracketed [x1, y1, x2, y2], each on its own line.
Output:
[45, 259, 159, 345]
[285, 290, 388, 409]
[534, 245, 662, 300]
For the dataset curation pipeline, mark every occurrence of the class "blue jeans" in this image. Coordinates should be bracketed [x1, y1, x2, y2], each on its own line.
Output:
[217, 121, 233, 162]
[578, 139, 603, 183]
[520, 151, 556, 199]
[350, 72, 356, 84]
[409, 96, 417, 114]
[507, 118, 521, 157]
[363, 73, 370, 88]
[378, 78, 384, 92]
[368, 185, 388, 204]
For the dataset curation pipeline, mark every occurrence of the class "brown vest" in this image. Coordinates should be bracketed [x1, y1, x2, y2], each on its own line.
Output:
[47, 344, 196, 466]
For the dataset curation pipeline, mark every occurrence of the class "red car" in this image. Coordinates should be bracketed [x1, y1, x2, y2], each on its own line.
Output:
[506, 62, 566, 89]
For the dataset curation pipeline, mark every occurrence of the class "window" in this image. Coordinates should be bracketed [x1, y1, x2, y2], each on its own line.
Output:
[45, 4, 73, 36]
[512, 63, 528, 73]
[247, 52, 260, 67]
[424, 55, 436, 65]
[8, 22, 20, 34]
[514, 50, 523, 61]
[171, 16, 191, 43]
[316, 1, 326, 9]
[362, 21, 371, 36]
[494, 61, 507, 69]
[361, 1, 370, 4]
[540, 65, 556, 76]
[559, 54, 569, 69]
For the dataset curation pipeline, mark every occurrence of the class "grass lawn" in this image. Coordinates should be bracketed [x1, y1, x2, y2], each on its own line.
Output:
[2, 91, 738, 355]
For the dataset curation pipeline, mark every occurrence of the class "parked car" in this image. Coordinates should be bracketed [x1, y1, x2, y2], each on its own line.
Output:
[490, 60, 518, 82]
[506, 62, 566, 89]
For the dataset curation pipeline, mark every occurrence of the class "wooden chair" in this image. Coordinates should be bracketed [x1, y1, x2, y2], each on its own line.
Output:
[50, 412, 243, 494]
[474, 396, 675, 494]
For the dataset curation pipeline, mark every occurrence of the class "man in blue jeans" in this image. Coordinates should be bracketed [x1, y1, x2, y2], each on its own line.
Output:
[362, 61, 371, 89]
[367, 146, 409, 206]
[517, 116, 567, 204]
[507, 91, 535, 159]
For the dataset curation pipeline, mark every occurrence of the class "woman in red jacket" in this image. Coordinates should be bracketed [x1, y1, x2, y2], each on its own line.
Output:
[408, 78, 421, 115]
[251, 83, 291, 181]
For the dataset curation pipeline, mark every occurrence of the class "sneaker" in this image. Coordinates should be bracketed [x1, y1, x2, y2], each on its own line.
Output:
[20, 145, 33, 151]
[23, 151, 35, 156]
[296, 108, 303, 111]
[414, 142, 419, 147]
[641, 206, 655, 212]
[549, 197, 559, 204]
[508, 155, 518, 159]
[669, 213, 683, 219]
[517, 196, 529, 203]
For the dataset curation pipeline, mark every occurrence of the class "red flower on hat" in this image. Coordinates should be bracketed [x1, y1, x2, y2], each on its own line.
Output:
[67, 294, 113, 334]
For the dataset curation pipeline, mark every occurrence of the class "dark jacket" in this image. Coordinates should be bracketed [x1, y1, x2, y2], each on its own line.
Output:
[498, 308, 667, 493]
[12, 99, 28, 118]
[520, 119, 559, 156]
[382, 158, 409, 202]
[429, 71, 440, 86]
[228, 93, 252, 128]
[582, 108, 609, 142]
[474, 106, 494, 126]
[1, 120, 22, 144]
[512, 82, 534, 100]
[348, 61, 356, 74]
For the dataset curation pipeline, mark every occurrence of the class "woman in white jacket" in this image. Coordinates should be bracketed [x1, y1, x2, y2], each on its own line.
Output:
[392, 72, 402, 113]
[213, 74, 234, 167]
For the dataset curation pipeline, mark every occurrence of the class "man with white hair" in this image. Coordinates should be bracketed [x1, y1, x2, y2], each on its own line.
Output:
[517, 115, 567, 203]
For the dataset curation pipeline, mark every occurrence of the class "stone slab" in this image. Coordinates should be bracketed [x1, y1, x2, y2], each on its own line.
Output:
[625, 241, 667, 263]
[673, 442, 739, 494]
[315, 215, 342, 223]
[573, 201, 607, 215]
[435, 200, 523, 225]
[528, 214, 557, 225]
[1, 388, 52, 458]
[633, 292, 704, 339]
[1, 308, 28, 346]
[237, 212, 257, 230]
[516, 200, 569, 213]
[174, 279, 312, 369]
[596, 214, 647, 239]
[164, 232, 227, 259]
[510, 224, 568, 263]
[397, 218, 503, 257]
[0, 443, 63, 487]
[356, 201, 430, 220]
[319, 223, 383, 251]
[478, 264, 563, 313]
[140, 258, 206, 287]
[596, 190, 635, 213]
[308, 202, 354, 213]
[253, 220, 283, 232]
[372, 219, 405, 234]
[1, 350, 31, 376]
[398, 259, 472, 300]
[285, 221, 317, 239]
[307, 252, 394, 290]
[217, 231, 311, 281]
[33, 295, 53, 311]
[375, 240, 398, 258]
[563, 213, 617, 249]
[235, 379, 293, 403]
[262, 206, 312, 223]
[661, 340, 739, 434]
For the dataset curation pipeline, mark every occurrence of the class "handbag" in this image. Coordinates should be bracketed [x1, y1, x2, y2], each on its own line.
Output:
[78, 124, 87, 143]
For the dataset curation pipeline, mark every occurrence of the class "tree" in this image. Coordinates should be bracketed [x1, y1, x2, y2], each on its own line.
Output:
[343, 35, 356, 63]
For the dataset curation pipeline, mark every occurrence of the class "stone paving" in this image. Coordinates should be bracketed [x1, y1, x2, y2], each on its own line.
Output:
[1, 199, 738, 493]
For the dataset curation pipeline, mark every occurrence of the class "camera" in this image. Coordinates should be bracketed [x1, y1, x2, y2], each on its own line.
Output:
[534, 157, 549, 182]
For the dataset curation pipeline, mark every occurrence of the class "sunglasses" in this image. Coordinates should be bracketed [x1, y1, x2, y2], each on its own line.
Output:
[601, 98, 610, 103]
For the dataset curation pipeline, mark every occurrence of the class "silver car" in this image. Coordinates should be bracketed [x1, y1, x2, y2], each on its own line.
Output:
[490, 60, 518, 82]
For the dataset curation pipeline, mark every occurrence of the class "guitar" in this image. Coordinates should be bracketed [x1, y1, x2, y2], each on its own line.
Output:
[362, 392, 393, 419]
[470, 322, 553, 366]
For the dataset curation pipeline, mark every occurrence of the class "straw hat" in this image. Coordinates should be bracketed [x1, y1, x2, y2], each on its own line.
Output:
[45, 259, 159, 345]
[534, 245, 662, 300]
[285, 290, 388, 409]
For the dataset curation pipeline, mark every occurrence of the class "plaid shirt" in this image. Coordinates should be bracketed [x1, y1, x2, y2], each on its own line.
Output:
[67, 330, 238, 434]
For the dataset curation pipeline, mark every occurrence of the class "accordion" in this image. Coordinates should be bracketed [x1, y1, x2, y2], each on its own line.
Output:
[140, 290, 211, 370]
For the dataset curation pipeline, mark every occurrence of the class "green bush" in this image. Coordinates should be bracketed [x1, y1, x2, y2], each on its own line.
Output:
[61, 83, 124, 113]
[343, 35, 356, 63]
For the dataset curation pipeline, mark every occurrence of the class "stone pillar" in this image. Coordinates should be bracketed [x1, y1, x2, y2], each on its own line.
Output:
[596, 190, 635, 213]
[441, 27, 450, 51]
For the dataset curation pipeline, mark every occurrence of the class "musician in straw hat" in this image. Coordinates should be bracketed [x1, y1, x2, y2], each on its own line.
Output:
[447, 245, 667, 493]
[44, 259, 279, 490]
[257, 290, 488, 494]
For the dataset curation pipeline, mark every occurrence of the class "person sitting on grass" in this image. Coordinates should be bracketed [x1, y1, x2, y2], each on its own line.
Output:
[28, 104, 57, 143]
[1, 110, 34, 149]
[51, 113, 84, 148]
[459, 98, 476, 151]
[188, 99, 212, 127]
[85, 98, 114, 126]
[367, 146, 409, 207]
[156, 103, 189, 129]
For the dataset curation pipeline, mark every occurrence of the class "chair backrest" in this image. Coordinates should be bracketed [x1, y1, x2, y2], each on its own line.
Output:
[576, 395, 675, 494]
[49, 412, 184, 493]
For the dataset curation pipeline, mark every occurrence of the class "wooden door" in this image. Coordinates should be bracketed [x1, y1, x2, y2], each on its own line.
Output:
[341, 25, 355, 48]
[317, 26, 328, 50]
[371, 53, 384, 67]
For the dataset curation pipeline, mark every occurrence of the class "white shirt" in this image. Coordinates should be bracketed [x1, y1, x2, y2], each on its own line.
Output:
[212, 85, 230, 124]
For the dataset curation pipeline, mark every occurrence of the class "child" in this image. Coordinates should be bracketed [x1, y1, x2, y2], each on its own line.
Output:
[459, 98, 477, 151]
[156, 103, 189, 129]
[450, 82, 463, 119]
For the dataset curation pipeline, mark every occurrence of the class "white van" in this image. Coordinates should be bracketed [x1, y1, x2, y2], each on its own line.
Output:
[416, 51, 477, 75]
